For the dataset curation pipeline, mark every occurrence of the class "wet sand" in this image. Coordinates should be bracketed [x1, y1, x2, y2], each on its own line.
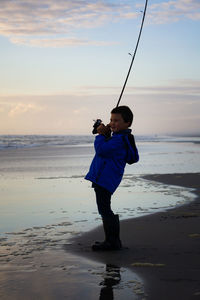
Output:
[69, 173, 200, 299]
[0, 173, 200, 299]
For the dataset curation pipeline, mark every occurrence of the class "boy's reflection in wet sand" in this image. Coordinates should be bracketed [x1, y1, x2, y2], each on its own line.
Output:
[99, 264, 121, 300]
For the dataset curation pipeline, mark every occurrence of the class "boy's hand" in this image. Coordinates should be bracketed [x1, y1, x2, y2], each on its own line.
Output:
[97, 124, 111, 137]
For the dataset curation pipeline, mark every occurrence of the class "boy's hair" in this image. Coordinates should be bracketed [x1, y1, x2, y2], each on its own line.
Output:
[111, 105, 133, 126]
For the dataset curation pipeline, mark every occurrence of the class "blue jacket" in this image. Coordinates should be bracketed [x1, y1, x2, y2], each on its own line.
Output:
[85, 129, 139, 194]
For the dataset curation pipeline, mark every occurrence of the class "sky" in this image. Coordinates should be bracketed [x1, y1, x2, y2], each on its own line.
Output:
[0, 0, 199, 135]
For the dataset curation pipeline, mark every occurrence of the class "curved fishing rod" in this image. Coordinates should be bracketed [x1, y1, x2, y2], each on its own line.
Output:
[116, 0, 149, 107]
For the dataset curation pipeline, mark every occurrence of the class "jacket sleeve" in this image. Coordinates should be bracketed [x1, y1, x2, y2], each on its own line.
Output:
[94, 134, 123, 157]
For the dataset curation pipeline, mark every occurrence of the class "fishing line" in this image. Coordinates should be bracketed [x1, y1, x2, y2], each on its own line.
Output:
[116, 0, 149, 107]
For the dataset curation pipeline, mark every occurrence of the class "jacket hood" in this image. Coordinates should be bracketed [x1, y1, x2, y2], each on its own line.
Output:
[121, 132, 139, 165]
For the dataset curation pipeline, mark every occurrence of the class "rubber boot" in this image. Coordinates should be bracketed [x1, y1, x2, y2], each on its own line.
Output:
[112, 214, 122, 249]
[107, 214, 122, 249]
[92, 216, 112, 250]
[94, 217, 109, 245]
[92, 215, 122, 251]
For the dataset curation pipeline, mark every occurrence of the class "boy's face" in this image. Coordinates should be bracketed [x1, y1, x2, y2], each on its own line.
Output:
[109, 113, 130, 133]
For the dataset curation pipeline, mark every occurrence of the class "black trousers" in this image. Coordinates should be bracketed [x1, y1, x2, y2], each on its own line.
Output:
[92, 183, 114, 218]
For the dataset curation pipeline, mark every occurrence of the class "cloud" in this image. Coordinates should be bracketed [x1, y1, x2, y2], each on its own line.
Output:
[1, 1, 199, 49]
[8, 102, 45, 117]
[149, 0, 200, 24]
[79, 79, 200, 96]
[0, 84, 199, 135]
[10, 36, 116, 48]
[0, 0, 138, 47]
[1, 1, 199, 48]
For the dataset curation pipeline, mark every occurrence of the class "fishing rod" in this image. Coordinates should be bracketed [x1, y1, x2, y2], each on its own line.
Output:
[92, 0, 148, 134]
[116, 0, 149, 107]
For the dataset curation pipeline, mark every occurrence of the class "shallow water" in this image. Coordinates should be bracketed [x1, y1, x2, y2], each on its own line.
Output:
[0, 247, 145, 299]
[0, 174, 194, 236]
[1, 135, 199, 236]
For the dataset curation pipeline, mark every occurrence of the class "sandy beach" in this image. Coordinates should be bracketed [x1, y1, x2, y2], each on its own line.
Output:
[69, 173, 200, 299]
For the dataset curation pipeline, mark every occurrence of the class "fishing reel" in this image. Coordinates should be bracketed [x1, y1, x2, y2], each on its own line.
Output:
[92, 119, 102, 134]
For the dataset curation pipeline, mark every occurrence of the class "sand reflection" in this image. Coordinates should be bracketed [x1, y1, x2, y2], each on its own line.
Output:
[99, 264, 121, 300]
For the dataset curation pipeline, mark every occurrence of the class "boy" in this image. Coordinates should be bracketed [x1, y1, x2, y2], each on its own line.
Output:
[85, 106, 139, 251]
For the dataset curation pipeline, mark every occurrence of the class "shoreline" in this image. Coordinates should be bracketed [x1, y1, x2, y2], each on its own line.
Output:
[68, 173, 200, 299]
